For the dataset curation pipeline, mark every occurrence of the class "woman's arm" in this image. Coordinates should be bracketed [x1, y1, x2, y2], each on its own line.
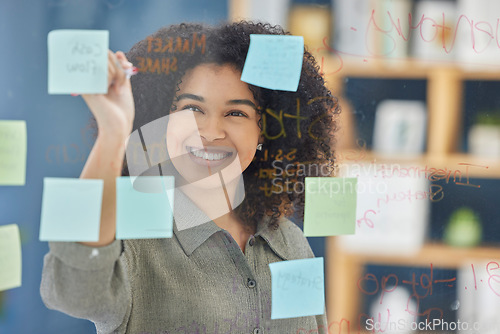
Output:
[40, 51, 135, 332]
[41, 240, 131, 333]
[79, 50, 135, 247]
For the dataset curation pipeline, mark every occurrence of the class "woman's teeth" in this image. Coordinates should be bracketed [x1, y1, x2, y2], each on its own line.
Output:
[188, 147, 231, 161]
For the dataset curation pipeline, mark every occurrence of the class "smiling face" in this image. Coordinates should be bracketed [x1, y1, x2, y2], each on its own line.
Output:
[166, 63, 261, 187]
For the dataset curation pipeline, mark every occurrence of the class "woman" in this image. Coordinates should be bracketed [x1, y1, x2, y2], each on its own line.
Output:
[41, 21, 338, 334]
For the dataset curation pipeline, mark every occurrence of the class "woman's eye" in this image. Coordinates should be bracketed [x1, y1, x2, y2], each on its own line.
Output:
[226, 111, 247, 117]
[183, 105, 203, 113]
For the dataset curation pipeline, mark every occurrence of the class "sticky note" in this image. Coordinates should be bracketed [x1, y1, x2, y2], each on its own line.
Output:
[48, 29, 109, 94]
[270, 257, 325, 319]
[40, 178, 103, 241]
[0, 224, 22, 291]
[116, 176, 174, 239]
[0, 120, 27, 186]
[241, 34, 304, 92]
[304, 177, 357, 237]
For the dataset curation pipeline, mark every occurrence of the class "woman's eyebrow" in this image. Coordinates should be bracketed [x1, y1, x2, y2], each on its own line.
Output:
[176, 93, 204, 102]
[227, 99, 257, 109]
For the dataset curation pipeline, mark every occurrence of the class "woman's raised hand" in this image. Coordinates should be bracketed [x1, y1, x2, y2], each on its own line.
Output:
[82, 50, 135, 138]
[79, 50, 136, 247]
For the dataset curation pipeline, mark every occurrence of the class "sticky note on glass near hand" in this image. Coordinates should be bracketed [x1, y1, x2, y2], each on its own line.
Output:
[0, 120, 27, 186]
[304, 177, 357, 237]
[0, 224, 22, 291]
[241, 34, 304, 92]
[40, 178, 103, 241]
[116, 176, 174, 239]
[270, 257, 325, 319]
[48, 30, 109, 94]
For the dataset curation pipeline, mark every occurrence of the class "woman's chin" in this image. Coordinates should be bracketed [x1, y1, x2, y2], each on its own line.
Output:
[178, 172, 234, 192]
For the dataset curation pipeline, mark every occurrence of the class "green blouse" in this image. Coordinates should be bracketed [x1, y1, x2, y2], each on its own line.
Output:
[40, 192, 327, 334]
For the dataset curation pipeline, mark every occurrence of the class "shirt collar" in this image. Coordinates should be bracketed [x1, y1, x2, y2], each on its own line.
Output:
[174, 220, 222, 256]
[255, 216, 291, 261]
[172, 189, 222, 256]
[172, 189, 292, 260]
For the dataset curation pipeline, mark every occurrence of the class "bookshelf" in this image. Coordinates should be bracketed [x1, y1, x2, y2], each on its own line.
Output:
[226, 1, 500, 331]
[323, 58, 500, 332]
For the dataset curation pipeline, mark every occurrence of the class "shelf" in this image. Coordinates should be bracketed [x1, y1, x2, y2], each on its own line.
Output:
[320, 55, 500, 81]
[333, 241, 500, 269]
[336, 150, 500, 179]
[326, 238, 500, 333]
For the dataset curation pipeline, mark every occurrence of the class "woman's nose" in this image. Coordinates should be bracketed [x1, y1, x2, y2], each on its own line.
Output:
[198, 116, 225, 142]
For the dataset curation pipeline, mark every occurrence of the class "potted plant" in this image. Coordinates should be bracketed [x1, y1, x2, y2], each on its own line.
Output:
[443, 207, 482, 248]
[468, 111, 500, 158]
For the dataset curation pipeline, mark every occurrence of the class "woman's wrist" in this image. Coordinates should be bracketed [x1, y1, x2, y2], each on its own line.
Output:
[95, 116, 133, 138]
[93, 108, 132, 135]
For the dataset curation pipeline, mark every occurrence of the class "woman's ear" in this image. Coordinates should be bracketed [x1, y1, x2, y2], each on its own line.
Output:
[258, 135, 265, 148]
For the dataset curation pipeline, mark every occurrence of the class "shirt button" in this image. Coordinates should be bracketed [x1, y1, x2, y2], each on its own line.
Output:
[253, 327, 262, 334]
[249, 236, 255, 246]
[247, 278, 256, 288]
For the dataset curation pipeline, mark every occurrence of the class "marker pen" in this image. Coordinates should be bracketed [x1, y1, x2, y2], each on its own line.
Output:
[124, 66, 139, 79]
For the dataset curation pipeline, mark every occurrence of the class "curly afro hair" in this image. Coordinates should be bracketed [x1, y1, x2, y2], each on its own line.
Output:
[124, 21, 339, 229]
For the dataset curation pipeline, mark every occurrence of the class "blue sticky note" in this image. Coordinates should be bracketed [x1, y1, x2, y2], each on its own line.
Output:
[116, 176, 174, 239]
[40, 178, 103, 242]
[241, 34, 304, 92]
[270, 257, 325, 319]
[48, 29, 109, 94]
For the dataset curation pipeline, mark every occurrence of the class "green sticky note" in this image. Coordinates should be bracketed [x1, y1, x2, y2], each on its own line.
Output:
[241, 34, 304, 92]
[0, 120, 27, 186]
[270, 257, 325, 319]
[116, 176, 174, 239]
[0, 224, 22, 291]
[304, 177, 357, 236]
[40, 178, 103, 241]
[48, 29, 109, 94]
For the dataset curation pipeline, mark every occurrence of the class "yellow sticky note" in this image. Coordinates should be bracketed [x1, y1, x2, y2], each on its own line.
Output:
[0, 224, 22, 291]
[0, 120, 27, 186]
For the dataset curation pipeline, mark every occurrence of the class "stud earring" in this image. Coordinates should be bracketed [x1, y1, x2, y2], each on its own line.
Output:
[256, 144, 263, 151]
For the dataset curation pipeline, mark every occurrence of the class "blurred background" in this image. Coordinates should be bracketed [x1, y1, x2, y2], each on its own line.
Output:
[2, 0, 500, 333]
